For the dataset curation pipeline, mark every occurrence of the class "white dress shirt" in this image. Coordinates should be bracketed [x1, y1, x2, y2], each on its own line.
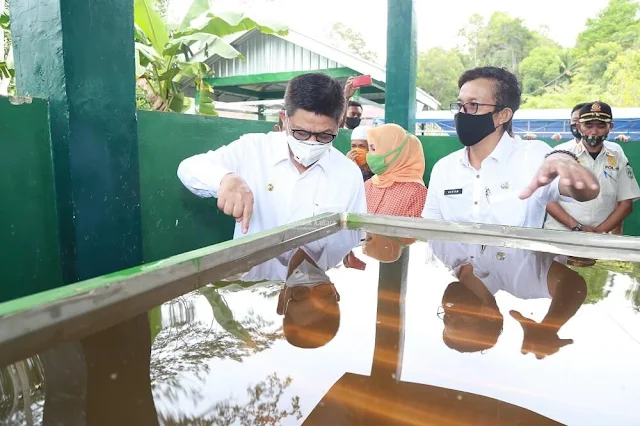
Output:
[429, 241, 558, 299]
[422, 133, 566, 228]
[177, 131, 367, 239]
[544, 140, 640, 230]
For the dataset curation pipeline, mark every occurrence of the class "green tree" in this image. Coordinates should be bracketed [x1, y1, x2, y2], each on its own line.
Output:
[458, 13, 484, 67]
[329, 22, 378, 63]
[578, 42, 623, 88]
[417, 48, 465, 107]
[576, 0, 640, 53]
[521, 80, 600, 109]
[604, 49, 640, 106]
[519, 46, 567, 94]
[476, 12, 537, 75]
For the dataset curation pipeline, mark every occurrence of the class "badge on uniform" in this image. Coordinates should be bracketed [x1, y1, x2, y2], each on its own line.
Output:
[627, 163, 635, 179]
[608, 155, 617, 168]
[444, 188, 463, 195]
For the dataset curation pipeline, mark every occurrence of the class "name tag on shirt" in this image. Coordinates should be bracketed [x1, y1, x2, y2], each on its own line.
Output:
[444, 188, 463, 196]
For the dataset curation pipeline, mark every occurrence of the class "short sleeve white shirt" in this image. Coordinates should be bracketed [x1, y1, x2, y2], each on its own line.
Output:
[422, 133, 563, 228]
[544, 140, 640, 230]
[429, 241, 556, 300]
[177, 131, 367, 239]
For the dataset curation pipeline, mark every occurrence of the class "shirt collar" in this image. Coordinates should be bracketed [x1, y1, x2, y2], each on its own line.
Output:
[574, 140, 612, 159]
[459, 131, 515, 166]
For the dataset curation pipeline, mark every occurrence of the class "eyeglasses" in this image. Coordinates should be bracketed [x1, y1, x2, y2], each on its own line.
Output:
[282, 284, 339, 315]
[450, 102, 503, 115]
[289, 129, 337, 144]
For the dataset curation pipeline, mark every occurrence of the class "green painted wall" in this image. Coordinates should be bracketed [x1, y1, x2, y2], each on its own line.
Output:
[0, 96, 63, 303]
[137, 111, 274, 262]
[3, 107, 640, 303]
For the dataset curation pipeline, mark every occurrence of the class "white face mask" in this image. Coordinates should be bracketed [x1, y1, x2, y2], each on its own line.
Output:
[285, 260, 331, 288]
[284, 115, 333, 167]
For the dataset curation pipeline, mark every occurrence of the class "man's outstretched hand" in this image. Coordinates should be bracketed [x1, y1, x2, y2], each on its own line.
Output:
[510, 310, 573, 359]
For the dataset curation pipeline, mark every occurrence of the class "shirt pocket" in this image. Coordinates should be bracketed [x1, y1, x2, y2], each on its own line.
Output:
[488, 190, 528, 227]
[599, 168, 619, 206]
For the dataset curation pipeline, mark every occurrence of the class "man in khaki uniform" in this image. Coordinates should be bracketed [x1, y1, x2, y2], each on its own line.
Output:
[544, 102, 640, 233]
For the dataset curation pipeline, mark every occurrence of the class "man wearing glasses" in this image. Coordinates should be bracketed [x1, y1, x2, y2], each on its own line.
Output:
[178, 73, 366, 237]
[422, 66, 600, 228]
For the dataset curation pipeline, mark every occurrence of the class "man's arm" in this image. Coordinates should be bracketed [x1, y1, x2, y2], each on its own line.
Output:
[546, 202, 581, 230]
[421, 165, 443, 220]
[177, 137, 247, 198]
[597, 200, 632, 233]
[520, 152, 600, 202]
[338, 77, 356, 128]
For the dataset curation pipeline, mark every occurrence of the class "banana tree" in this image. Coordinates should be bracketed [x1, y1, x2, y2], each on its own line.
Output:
[0, 7, 14, 95]
[134, 0, 288, 115]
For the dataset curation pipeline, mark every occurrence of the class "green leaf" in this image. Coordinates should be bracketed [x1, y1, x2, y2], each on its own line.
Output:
[175, 11, 288, 39]
[135, 42, 162, 62]
[195, 79, 217, 116]
[178, 0, 209, 32]
[163, 33, 243, 59]
[0, 9, 9, 30]
[134, 23, 151, 45]
[134, 0, 169, 57]
[158, 67, 180, 81]
[168, 92, 187, 113]
[134, 50, 146, 78]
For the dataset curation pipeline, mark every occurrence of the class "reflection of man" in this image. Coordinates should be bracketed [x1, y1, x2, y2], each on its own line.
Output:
[277, 248, 341, 349]
[346, 125, 373, 181]
[232, 230, 360, 349]
[422, 67, 599, 228]
[432, 242, 586, 358]
[545, 102, 640, 234]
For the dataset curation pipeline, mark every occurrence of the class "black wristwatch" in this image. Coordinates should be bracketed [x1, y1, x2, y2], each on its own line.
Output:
[571, 223, 583, 231]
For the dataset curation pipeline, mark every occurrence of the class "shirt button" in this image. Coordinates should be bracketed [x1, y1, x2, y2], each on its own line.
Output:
[476, 174, 480, 179]
[474, 201, 478, 205]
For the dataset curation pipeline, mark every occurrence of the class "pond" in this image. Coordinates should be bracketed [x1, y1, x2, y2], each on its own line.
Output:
[1, 225, 640, 425]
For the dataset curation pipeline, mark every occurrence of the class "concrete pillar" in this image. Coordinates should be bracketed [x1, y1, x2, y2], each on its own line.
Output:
[8, 0, 143, 282]
[385, 0, 417, 132]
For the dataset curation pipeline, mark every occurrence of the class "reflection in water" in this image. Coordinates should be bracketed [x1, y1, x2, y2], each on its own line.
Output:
[150, 230, 361, 422]
[0, 357, 45, 425]
[160, 373, 303, 426]
[430, 242, 586, 358]
[3, 229, 640, 425]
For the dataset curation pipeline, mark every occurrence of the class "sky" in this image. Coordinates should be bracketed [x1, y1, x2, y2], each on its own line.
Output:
[172, 0, 612, 61]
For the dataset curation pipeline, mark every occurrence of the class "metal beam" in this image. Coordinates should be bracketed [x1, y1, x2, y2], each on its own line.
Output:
[205, 67, 360, 87]
[214, 86, 284, 100]
[344, 213, 640, 262]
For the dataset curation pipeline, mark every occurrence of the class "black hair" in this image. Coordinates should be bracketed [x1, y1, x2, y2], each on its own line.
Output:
[348, 100, 363, 109]
[458, 66, 521, 136]
[284, 73, 345, 123]
[572, 102, 589, 114]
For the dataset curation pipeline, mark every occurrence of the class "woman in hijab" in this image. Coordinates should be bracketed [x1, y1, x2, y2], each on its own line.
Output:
[364, 123, 427, 216]
[343, 124, 426, 269]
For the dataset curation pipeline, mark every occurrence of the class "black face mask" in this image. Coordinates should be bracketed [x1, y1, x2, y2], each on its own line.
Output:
[454, 112, 498, 147]
[345, 117, 361, 129]
[570, 124, 582, 140]
[584, 134, 607, 148]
